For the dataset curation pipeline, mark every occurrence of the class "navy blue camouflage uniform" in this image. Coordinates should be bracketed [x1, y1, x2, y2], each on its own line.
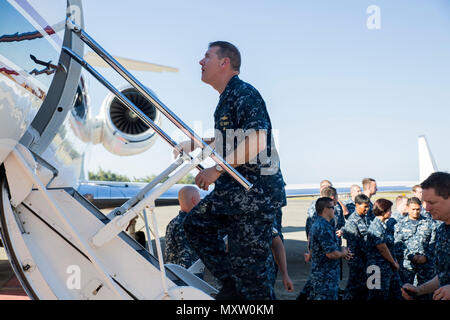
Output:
[184, 75, 287, 300]
[307, 216, 341, 300]
[300, 199, 345, 295]
[366, 217, 402, 300]
[434, 223, 450, 287]
[394, 216, 436, 289]
[301, 200, 345, 298]
[165, 210, 200, 269]
[341, 210, 375, 300]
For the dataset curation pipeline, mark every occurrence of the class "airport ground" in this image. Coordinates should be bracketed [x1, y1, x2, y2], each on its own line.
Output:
[0, 192, 402, 300]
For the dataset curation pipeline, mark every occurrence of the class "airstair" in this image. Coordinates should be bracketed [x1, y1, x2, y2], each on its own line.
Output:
[0, 18, 252, 300]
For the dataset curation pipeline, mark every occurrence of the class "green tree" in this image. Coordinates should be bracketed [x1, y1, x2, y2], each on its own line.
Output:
[177, 173, 196, 184]
[133, 174, 168, 183]
[88, 168, 131, 182]
[133, 173, 195, 184]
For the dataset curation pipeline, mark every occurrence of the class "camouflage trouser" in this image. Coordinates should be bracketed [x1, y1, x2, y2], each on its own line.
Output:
[308, 271, 339, 300]
[300, 264, 342, 299]
[343, 258, 368, 300]
[299, 277, 312, 299]
[184, 199, 276, 300]
[267, 255, 277, 299]
[367, 261, 402, 300]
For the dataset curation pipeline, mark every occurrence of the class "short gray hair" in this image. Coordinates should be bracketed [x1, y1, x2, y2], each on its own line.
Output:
[209, 41, 241, 72]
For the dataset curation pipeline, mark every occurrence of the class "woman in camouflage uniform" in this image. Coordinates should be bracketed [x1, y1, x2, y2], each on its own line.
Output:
[366, 199, 402, 300]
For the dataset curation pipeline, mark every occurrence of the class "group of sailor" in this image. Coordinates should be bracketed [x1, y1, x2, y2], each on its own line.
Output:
[300, 175, 449, 300]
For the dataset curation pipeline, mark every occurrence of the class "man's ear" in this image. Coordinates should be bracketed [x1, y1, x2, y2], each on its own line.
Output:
[222, 57, 230, 67]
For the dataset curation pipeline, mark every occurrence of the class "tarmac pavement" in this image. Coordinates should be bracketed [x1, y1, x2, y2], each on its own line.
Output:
[0, 194, 399, 300]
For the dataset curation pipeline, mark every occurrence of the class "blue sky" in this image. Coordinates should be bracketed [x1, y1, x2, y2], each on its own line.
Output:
[82, 0, 450, 184]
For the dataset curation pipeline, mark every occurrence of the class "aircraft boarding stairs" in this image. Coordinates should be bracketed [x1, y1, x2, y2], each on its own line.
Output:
[1, 143, 220, 299]
[0, 18, 253, 300]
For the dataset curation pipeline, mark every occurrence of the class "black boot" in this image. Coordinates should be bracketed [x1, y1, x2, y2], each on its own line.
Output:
[215, 278, 244, 300]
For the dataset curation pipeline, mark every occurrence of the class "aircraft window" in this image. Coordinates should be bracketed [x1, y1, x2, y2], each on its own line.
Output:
[71, 84, 87, 121]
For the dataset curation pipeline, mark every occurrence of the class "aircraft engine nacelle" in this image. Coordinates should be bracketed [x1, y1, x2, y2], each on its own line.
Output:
[95, 85, 162, 156]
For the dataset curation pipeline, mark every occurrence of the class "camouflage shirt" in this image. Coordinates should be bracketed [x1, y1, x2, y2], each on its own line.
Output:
[164, 210, 199, 269]
[394, 216, 435, 270]
[367, 217, 396, 265]
[434, 223, 450, 286]
[342, 211, 375, 259]
[209, 75, 287, 215]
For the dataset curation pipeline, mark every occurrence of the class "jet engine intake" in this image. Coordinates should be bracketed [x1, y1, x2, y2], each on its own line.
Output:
[97, 85, 162, 156]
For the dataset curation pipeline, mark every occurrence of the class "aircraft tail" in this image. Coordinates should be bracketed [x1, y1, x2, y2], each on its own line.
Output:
[418, 135, 438, 182]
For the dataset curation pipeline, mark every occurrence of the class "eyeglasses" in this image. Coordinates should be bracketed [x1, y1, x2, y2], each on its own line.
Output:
[326, 206, 335, 209]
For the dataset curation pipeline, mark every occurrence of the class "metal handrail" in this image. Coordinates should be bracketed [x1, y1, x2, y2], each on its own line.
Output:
[65, 19, 253, 191]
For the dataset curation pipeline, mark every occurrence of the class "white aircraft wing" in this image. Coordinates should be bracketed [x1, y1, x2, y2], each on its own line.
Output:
[84, 51, 179, 73]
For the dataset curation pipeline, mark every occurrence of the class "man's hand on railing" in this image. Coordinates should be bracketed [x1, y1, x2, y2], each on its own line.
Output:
[195, 167, 222, 191]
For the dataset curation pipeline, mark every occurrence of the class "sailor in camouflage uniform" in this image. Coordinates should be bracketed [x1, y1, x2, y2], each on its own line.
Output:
[401, 172, 450, 300]
[307, 197, 353, 300]
[394, 197, 436, 292]
[362, 178, 377, 216]
[343, 184, 362, 218]
[164, 187, 202, 274]
[301, 186, 345, 298]
[411, 184, 442, 270]
[305, 187, 345, 242]
[182, 41, 287, 300]
[434, 221, 450, 288]
[341, 194, 374, 300]
[411, 184, 433, 220]
[366, 199, 402, 300]
[304, 180, 332, 239]
[391, 195, 408, 223]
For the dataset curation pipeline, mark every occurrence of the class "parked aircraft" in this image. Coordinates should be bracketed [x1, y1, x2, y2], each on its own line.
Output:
[0, 0, 439, 300]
